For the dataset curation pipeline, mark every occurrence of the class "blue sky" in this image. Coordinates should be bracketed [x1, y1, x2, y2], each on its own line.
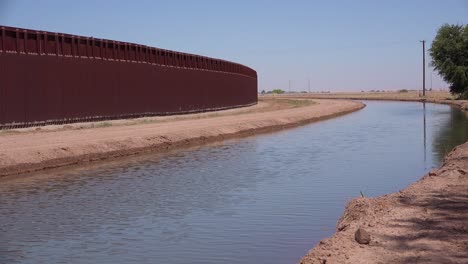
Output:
[1, 0, 467, 91]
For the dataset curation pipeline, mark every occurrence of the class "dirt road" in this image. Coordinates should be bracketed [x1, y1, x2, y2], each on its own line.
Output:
[0, 98, 364, 177]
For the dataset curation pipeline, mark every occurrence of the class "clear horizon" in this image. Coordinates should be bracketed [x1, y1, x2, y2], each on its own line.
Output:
[1, 0, 467, 92]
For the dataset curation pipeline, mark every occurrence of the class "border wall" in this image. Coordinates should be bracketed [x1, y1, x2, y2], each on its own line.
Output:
[0, 26, 258, 128]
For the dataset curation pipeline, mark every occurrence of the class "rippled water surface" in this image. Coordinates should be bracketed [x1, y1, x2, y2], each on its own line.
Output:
[1, 101, 467, 264]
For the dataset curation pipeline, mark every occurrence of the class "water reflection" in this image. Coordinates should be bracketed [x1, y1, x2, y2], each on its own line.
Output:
[432, 105, 468, 161]
[0, 101, 467, 264]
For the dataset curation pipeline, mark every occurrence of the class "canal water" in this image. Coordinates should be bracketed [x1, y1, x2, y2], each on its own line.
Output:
[0, 101, 467, 264]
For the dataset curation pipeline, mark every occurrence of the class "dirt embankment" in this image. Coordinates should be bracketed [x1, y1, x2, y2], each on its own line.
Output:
[300, 141, 468, 264]
[266, 91, 468, 111]
[0, 99, 364, 177]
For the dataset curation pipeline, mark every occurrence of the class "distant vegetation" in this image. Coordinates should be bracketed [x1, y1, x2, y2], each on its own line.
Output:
[261, 89, 286, 94]
[271, 89, 285, 94]
[430, 24, 468, 99]
[262, 89, 285, 94]
[398, 89, 409, 93]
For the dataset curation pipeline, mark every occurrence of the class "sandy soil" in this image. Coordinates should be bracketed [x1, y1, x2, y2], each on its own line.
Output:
[265, 91, 468, 110]
[0, 98, 364, 177]
[300, 141, 468, 264]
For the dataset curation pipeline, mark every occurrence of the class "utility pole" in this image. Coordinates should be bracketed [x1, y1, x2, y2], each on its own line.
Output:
[430, 68, 433, 90]
[289, 80, 291, 93]
[308, 78, 311, 93]
[420, 40, 426, 96]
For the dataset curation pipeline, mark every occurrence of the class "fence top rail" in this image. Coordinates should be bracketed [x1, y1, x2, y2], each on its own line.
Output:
[0, 25, 256, 78]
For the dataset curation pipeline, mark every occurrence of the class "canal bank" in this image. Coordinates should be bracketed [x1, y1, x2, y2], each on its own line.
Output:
[0, 99, 364, 177]
[300, 141, 468, 264]
[270, 91, 468, 111]
[296, 95, 468, 264]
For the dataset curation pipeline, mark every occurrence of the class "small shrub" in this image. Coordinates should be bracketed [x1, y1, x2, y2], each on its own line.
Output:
[141, 119, 153, 124]
[287, 99, 313, 108]
[398, 89, 409, 93]
[95, 122, 112, 128]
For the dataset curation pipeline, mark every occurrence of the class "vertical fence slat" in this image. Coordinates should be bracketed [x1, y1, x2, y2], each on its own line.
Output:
[0, 27, 3, 52]
[85, 37, 89, 58]
[23, 30, 27, 54]
[136, 45, 140, 62]
[112, 41, 115, 60]
[91, 38, 94, 58]
[115, 42, 118, 60]
[15, 29, 19, 53]
[71, 36, 75, 57]
[36, 31, 41, 55]
[44, 32, 48, 54]
[125, 43, 128, 61]
[55, 33, 59, 56]
[100, 39, 104, 59]
[146, 47, 149, 63]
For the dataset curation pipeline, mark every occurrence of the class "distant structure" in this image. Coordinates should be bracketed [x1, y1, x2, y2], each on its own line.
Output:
[0, 26, 257, 128]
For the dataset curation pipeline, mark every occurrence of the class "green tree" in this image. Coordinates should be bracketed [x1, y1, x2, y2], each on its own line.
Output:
[271, 89, 285, 94]
[429, 24, 468, 99]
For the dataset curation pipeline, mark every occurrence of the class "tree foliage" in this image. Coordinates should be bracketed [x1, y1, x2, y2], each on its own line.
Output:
[429, 24, 468, 98]
[271, 89, 285, 94]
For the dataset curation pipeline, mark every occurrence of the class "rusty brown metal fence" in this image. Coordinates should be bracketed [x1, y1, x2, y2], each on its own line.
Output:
[0, 26, 257, 129]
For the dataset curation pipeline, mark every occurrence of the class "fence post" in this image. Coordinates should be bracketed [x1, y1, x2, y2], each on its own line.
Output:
[85, 37, 89, 58]
[145, 46, 149, 63]
[113, 41, 116, 60]
[102, 39, 106, 60]
[61, 34, 65, 56]
[134, 45, 137, 62]
[91, 37, 94, 59]
[0, 27, 4, 53]
[55, 33, 59, 56]
[23, 30, 28, 54]
[124, 43, 128, 61]
[114, 41, 118, 60]
[100, 39, 104, 60]
[36, 31, 41, 55]
[76, 37, 80, 57]
[15, 29, 19, 53]
[43, 32, 47, 54]
[71, 36, 75, 57]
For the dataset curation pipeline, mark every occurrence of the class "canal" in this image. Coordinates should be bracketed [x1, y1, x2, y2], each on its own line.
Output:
[0, 101, 467, 264]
